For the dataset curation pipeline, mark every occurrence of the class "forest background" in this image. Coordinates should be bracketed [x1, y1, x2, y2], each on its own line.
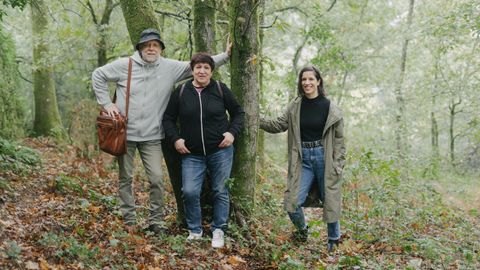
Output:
[0, 0, 479, 269]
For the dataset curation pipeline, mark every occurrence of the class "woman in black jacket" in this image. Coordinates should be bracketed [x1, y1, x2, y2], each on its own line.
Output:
[163, 53, 245, 248]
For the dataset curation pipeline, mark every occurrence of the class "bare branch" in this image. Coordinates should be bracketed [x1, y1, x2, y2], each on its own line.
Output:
[327, 0, 337, 12]
[260, 16, 278, 29]
[267, 6, 308, 17]
[154, 10, 191, 22]
[15, 59, 33, 84]
[85, 0, 98, 25]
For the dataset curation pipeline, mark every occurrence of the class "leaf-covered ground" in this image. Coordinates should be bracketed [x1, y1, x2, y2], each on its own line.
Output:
[1, 138, 479, 269]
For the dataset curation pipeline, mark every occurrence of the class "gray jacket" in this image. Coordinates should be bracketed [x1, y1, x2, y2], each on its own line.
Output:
[92, 51, 229, 141]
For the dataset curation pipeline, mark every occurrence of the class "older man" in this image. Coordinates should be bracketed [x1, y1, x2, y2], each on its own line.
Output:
[92, 29, 231, 234]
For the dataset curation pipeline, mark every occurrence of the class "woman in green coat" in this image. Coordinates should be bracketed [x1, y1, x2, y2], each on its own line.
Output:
[260, 66, 346, 252]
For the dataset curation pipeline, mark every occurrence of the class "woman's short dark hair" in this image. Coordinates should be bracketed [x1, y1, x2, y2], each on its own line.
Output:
[297, 66, 326, 97]
[190, 52, 215, 71]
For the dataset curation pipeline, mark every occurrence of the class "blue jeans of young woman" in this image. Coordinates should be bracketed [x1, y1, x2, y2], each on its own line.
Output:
[182, 146, 234, 233]
[288, 146, 341, 240]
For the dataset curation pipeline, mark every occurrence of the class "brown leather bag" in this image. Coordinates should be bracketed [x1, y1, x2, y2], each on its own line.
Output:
[96, 58, 132, 156]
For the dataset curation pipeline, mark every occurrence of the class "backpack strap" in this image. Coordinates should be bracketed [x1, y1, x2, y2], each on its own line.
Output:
[216, 81, 223, 99]
[179, 83, 186, 99]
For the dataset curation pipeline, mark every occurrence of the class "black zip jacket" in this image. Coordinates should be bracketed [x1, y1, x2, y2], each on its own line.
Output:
[162, 79, 245, 155]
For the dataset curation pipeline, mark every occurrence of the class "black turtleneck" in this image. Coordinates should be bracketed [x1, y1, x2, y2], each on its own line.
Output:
[300, 95, 330, 141]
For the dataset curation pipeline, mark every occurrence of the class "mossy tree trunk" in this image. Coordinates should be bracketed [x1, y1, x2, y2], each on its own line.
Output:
[31, 0, 63, 137]
[193, 0, 222, 81]
[193, 0, 216, 53]
[229, 0, 260, 214]
[0, 26, 24, 138]
[119, 0, 160, 49]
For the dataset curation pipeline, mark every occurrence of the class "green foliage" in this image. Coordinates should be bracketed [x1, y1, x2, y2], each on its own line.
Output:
[88, 189, 118, 210]
[339, 255, 362, 268]
[0, 138, 41, 175]
[3, 240, 22, 259]
[0, 0, 27, 20]
[38, 233, 100, 266]
[341, 149, 479, 267]
[52, 174, 83, 195]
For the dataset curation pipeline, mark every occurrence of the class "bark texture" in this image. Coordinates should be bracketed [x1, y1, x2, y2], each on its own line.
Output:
[229, 0, 260, 211]
[31, 0, 63, 136]
[119, 0, 160, 49]
[193, 0, 216, 53]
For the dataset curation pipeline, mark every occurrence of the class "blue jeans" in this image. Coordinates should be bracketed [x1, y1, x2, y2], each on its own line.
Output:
[288, 146, 341, 240]
[182, 146, 234, 233]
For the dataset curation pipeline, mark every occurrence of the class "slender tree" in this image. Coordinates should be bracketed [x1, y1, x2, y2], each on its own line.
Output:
[393, 0, 415, 158]
[85, 0, 119, 67]
[229, 0, 260, 213]
[31, 0, 64, 136]
[448, 97, 461, 164]
[430, 59, 440, 172]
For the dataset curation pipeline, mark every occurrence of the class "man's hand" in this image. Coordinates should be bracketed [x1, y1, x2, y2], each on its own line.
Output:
[225, 35, 233, 56]
[105, 104, 120, 118]
[218, 132, 234, 148]
[175, 139, 191, 154]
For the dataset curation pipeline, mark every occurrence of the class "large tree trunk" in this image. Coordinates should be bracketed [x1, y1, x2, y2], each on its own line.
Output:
[193, 0, 221, 81]
[31, 0, 63, 137]
[119, 0, 160, 49]
[193, 0, 216, 53]
[0, 26, 24, 139]
[192, 0, 220, 222]
[393, 0, 414, 158]
[229, 0, 260, 213]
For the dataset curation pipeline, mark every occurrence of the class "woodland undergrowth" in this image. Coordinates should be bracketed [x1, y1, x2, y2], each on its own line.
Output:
[0, 138, 478, 269]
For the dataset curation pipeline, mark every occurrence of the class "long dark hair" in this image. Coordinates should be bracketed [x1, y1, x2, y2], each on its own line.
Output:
[297, 66, 326, 97]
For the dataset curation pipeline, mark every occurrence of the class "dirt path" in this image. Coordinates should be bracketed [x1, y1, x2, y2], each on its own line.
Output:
[431, 180, 480, 215]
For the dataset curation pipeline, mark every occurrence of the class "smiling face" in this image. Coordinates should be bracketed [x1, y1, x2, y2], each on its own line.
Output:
[301, 71, 321, 99]
[140, 40, 162, 63]
[192, 63, 213, 87]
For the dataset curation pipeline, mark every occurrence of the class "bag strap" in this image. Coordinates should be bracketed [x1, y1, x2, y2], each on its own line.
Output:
[125, 58, 133, 120]
[112, 58, 133, 120]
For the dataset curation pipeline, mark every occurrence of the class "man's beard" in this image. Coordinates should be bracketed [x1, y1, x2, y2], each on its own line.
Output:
[142, 53, 159, 63]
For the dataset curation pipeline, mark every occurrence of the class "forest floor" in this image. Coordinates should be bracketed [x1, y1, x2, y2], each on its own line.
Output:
[1, 138, 479, 269]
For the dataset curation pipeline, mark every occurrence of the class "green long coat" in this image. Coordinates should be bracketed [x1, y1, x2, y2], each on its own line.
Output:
[260, 96, 346, 223]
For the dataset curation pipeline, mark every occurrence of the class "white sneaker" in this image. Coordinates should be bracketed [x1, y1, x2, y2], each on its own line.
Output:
[187, 230, 202, 240]
[211, 229, 225, 248]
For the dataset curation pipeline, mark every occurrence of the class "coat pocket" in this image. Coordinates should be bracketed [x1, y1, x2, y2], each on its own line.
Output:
[332, 160, 343, 175]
